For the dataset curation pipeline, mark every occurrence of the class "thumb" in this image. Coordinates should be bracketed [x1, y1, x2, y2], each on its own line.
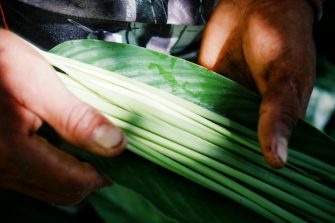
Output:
[33, 64, 126, 157]
[43, 94, 126, 157]
[3, 33, 127, 157]
[258, 75, 312, 168]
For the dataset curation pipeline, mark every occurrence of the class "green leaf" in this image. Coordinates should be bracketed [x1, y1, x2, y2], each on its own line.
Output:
[50, 40, 260, 127]
[48, 40, 335, 222]
[95, 153, 270, 223]
[91, 184, 178, 223]
[50, 40, 335, 163]
[53, 136, 266, 223]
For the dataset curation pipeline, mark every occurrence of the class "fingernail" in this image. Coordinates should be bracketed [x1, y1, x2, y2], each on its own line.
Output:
[276, 137, 288, 164]
[93, 125, 123, 150]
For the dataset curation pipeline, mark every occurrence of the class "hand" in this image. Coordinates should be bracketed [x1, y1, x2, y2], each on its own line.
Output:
[0, 30, 126, 205]
[199, 0, 315, 168]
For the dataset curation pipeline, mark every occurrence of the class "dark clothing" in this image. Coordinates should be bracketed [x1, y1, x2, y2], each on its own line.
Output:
[1, 0, 218, 58]
[12, 0, 217, 25]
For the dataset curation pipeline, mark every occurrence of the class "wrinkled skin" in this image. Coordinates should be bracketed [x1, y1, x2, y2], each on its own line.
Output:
[0, 30, 126, 205]
[199, 0, 315, 168]
[0, 0, 315, 205]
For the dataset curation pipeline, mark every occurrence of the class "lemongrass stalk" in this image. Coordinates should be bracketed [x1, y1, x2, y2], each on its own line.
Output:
[42, 52, 257, 140]
[42, 49, 335, 172]
[230, 145, 335, 200]
[240, 135, 335, 178]
[26, 43, 335, 221]
[63, 77, 335, 218]
[55, 60, 249, 153]
[58, 69, 335, 220]
[128, 133, 335, 217]
[217, 150, 335, 212]
[57, 64, 335, 182]
[124, 120, 335, 218]
[126, 136, 306, 223]
[51, 52, 335, 179]
[287, 158, 335, 183]
[59, 67, 258, 153]
[67, 79, 258, 166]
[50, 52, 335, 185]
[290, 149, 335, 176]
[127, 144, 287, 223]
[126, 141, 290, 223]
[60, 72, 335, 201]
[59, 72, 334, 202]
[60, 72, 252, 163]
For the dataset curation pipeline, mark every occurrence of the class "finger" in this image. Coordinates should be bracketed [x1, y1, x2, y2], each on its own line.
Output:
[199, 1, 257, 90]
[255, 36, 315, 168]
[0, 31, 126, 157]
[42, 95, 127, 158]
[240, 1, 315, 167]
[258, 76, 309, 168]
[254, 41, 315, 168]
[1, 134, 110, 205]
[199, 0, 241, 70]
[34, 67, 127, 157]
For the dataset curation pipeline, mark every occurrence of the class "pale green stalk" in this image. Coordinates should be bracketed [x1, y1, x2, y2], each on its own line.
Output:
[128, 134, 335, 217]
[42, 51, 335, 221]
[56, 63, 335, 183]
[59, 72, 335, 208]
[126, 140, 291, 223]
[49, 52, 335, 179]
[42, 52, 257, 141]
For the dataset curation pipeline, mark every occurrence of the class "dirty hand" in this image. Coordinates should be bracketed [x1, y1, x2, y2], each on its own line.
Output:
[199, 0, 315, 168]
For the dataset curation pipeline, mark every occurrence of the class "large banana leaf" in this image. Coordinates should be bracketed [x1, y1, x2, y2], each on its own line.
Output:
[48, 40, 335, 223]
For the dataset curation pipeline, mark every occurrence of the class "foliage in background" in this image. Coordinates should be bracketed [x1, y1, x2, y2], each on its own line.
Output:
[306, 55, 335, 134]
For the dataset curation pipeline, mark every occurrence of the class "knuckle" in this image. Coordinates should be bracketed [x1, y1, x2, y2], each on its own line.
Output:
[278, 109, 298, 131]
[63, 103, 99, 140]
[260, 99, 298, 138]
